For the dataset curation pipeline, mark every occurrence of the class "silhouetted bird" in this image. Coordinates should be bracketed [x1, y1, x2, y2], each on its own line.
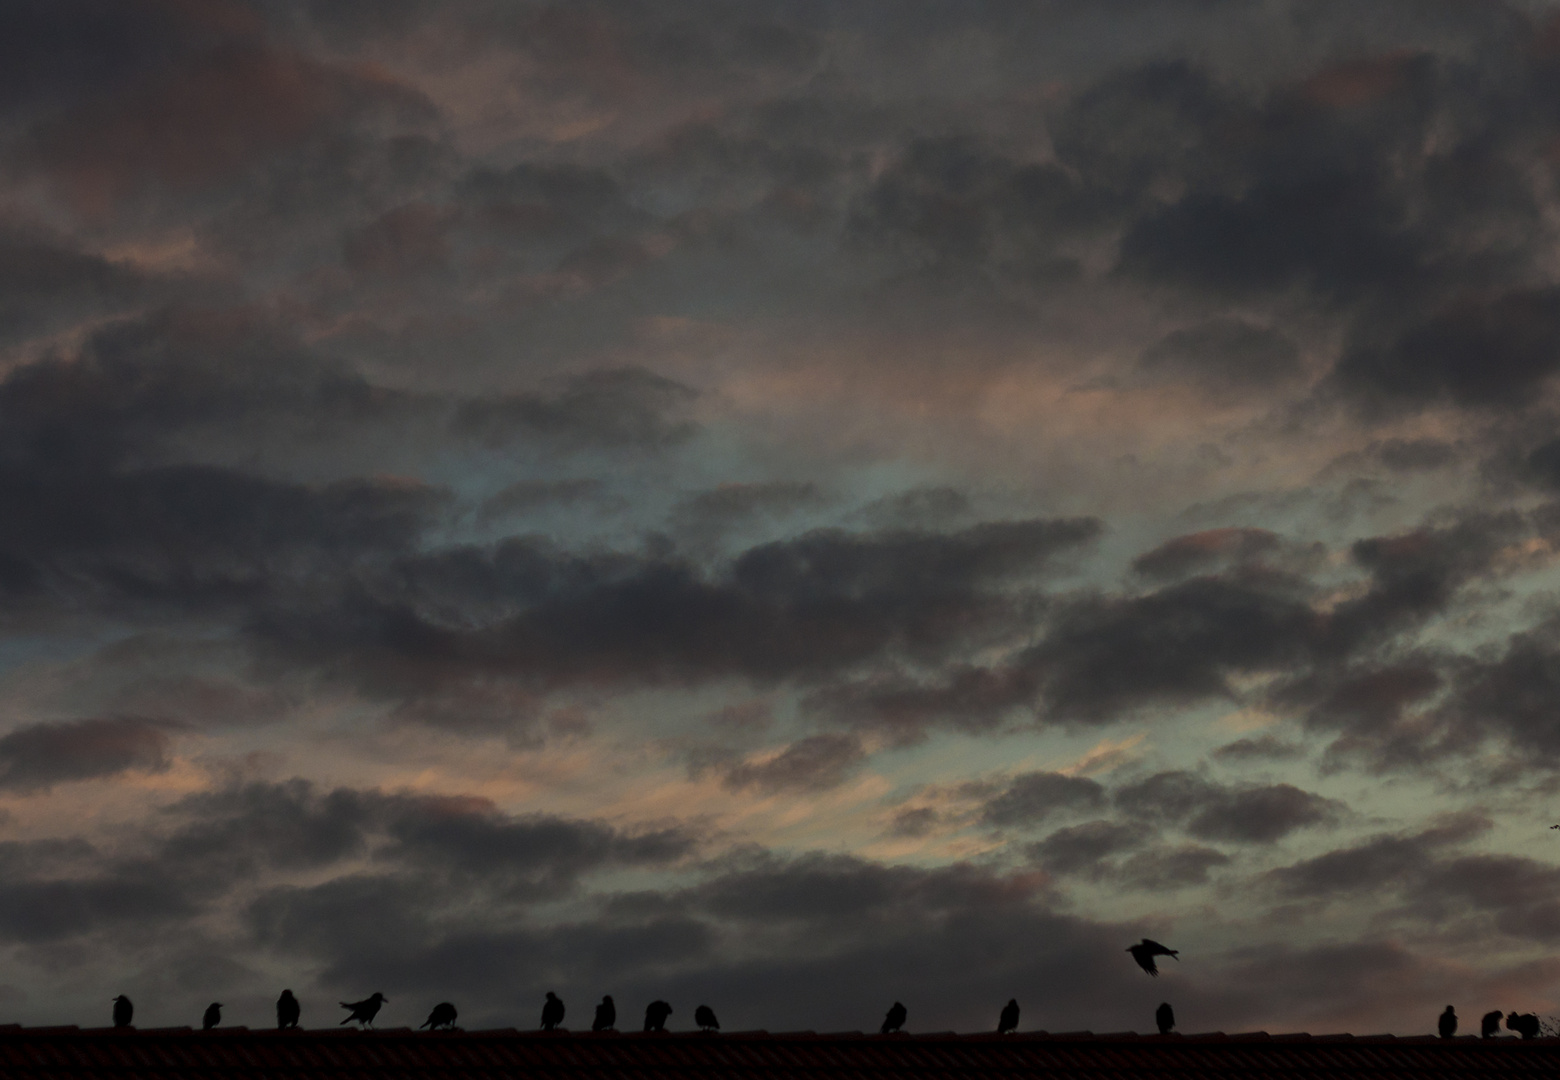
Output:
[202, 1003, 222, 1031]
[541, 992, 566, 1031]
[1482, 1010, 1504, 1038]
[881, 1002, 907, 1034]
[997, 999, 1019, 1034]
[593, 996, 616, 1032]
[112, 996, 133, 1029]
[340, 993, 386, 1028]
[421, 1002, 458, 1030]
[277, 990, 300, 1030]
[1439, 1006, 1457, 1038]
[695, 1005, 719, 1031]
[1127, 939, 1179, 976]
[1507, 1012, 1540, 1039]
[1156, 1002, 1175, 1036]
[644, 1000, 673, 1032]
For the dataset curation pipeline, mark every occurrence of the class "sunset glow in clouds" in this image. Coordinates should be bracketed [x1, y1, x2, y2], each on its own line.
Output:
[9, 0, 1560, 1037]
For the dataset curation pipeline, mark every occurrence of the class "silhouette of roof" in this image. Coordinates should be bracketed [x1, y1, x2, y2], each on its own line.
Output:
[0, 1025, 1556, 1078]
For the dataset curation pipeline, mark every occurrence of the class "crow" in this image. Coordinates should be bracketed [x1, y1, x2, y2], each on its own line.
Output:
[1156, 1002, 1175, 1036]
[421, 1002, 458, 1030]
[1482, 1010, 1504, 1038]
[202, 1003, 222, 1031]
[340, 993, 386, 1028]
[541, 992, 566, 1031]
[1507, 1012, 1540, 1040]
[881, 1002, 907, 1034]
[277, 990, 300, 1030]
[997, 999, 1019, 1035]
[593, 996, 616, 1032]
[695, 1005, 719, 1032]
[644, 1000, 673, 1032]
[1127, 939, 1179, 976]
[1438, 1006, 1456, 1038]
[112, 996, 133, 1029]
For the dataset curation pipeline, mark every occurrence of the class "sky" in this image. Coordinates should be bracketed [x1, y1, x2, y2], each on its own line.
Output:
[7, 0, 1560, 1039]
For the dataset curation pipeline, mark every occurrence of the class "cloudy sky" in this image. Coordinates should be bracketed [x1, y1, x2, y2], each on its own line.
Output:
[9, 0, 1560, 1038]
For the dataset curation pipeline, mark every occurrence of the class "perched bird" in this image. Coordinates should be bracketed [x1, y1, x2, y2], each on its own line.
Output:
[541, 992, 566, 1031]
[997, 999, 1019, 1035]
[1156, 1002, 1175, 1036]
[277, 990, 301, 1030]
[644, 1000, 673, 1032]
[695, 1005, 719, 1032]
[421, 1002, 458, 1030]
[1507, 1012, 1540, 1040]
[1127, 939, 1180, 977]
[593, 996, 616, 1032]
[1439, 1006, 1457, 1039]
[1482, 1010, 1504, 1038]
[340, 993, 387, 1028]
[112, 996, 133, 1029]
[881, 1002, 907, 1034]
[202, 1003, 222, 1031]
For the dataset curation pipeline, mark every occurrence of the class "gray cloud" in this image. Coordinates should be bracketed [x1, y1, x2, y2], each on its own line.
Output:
[981, 772, 1107, 829]
[1115, 771, 1344, 844]
[0, 716, 172, 792]
[721, 734, 866, 794]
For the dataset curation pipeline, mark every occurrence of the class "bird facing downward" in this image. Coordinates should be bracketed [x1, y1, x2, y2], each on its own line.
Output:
[339, 993, 386, 1028]
[997, 999, 1019, 1035]
[1127, 939, 1180, 977]
[541, 992, 566, 1031]
[1507, 1012, 1540, 1040]
[1482, 1010, 1503, 1038]
[1156, 1002, 1175, 1036]
[881, 1002, 907, 1034]
[112, 996, 133, 1029]
[202, 1003, 222, 1031]
[421, 1002, 458, 1030]
[695, 1005, 719, 1032]
[1439, 1006, 1457, 1038]
[644, 1000, 673, 1032]
[592, 996, 616, 1032]
[277, 990, 300, 1030]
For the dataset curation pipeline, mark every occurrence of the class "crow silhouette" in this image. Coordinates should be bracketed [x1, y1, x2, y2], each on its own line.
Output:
[277, 990, 300, 1030]
[541, 992, 566, 1031]
[202, 1003, 222, 1031]
[695, 1005, 719, 1032]
[112, 996, 133, 1029]
[1439, 1006, 1456, 1038]
[997, 999, 1019, 1034]
[1507, 1012, 1540, 1039]
[340, 993, 386, 1028]
[1156, 1002, 1175, 1035]
[1127, 939, 1179, 976]
[1482, 1010, 1503, 1038]
[421, 1002, 458, 1030]
[644, 1000, 673, 1032]
[881, 1002, 907, 1034]
[593, 996, 616, 1032]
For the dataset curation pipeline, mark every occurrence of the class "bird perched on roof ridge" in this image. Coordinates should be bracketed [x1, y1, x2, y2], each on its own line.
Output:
[1156, 1003, 1175, 1036]
[593, 996, 615, 1032]
[112, 996, 133, 1029]
[340, 993, 386, 1028]
[1127, 939, 1179, 976]
[541, 992, 566, 1031]
[1507, 1012, 1540, 1039]
[1482, 1010, 1503, 1038]
[1438, 1006, 1456, 1038]
[644, 1000, 673, 1032]
[997, 999, 1019, 1035]
[695, 1005, 719, 1032]
[202, 1003, 222, 1031]
[421, 1002, 458, 1030]
[881, 1002, 907, 1034]
[277, 990, 300, 1030]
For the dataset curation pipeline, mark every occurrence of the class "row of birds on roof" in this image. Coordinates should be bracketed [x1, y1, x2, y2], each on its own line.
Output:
[1440, 1007, 1545, 1040]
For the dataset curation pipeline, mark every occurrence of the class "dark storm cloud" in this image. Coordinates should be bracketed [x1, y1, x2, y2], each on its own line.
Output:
[670, 482, 823, 539]
[720, 734, 866, 793]
[1115, 771, 1343, 843]
[979, 771, 1106, 828]
[452, 368, 699, 451]
[0, 226, 150, 344]
[1131, 527, 1282, 581]
[1265, 814, 1492, 899]
[0, 716, 171, 792]
[1212, 735, 1306, 762]
[1137, 319, 1302, 393]
[1026, 820, 1141, 876]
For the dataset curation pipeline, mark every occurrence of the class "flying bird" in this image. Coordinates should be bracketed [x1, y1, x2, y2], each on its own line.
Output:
[1439, 1006, 1457, 1038]
[541, 992, 566, 1031]
[644, 1000, 673, 1032]
[112, 996, 133, 1029]
[881, 1002, 907, 1034]
[1482, 1010, 1503, 1038]
[1127, 939, 1179, 976]
[997, 999, 1019, 1035]
[1507, 1012, 1540, 1040]
[202, 1003, 222, 1031]
[340, 993, 386, 1028]
[421, 1002, 458, 1030]
[1156, 1002, 1175, 1036]
[592, 996, 616, 1032]
[277, 990, 300, 1030]
[695, 1005, 719, 1032]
